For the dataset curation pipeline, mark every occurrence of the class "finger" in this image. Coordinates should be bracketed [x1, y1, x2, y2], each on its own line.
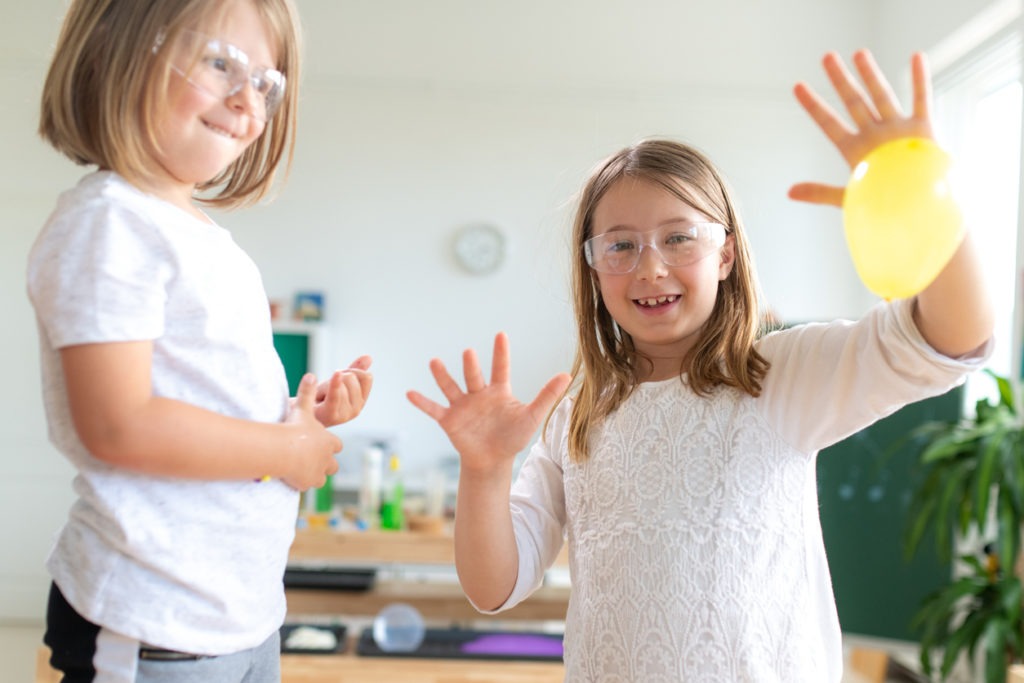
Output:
[793, 82, 856, 153]
[788, 182, 846, 207]
[348, 355, 373, 372]
[526, 372, 573, 420]
[852, 49, 902, 120]
[341, 368, 374, 400]
[294, 373, 318, 412]
[316, 371, 343, 404]
[336, 371, 366, 410]
[822, 51, 880, 128]
[406, 390, 448, 421]
[910, 52, 934, 126]
[463, 348, 486, 393]
[428, 358, 465, 402]
[490, 332, 511, 385]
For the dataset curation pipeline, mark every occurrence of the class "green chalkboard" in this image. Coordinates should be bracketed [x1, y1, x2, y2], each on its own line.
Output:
[817, 386, 962, 642]
[272, 332, 310, 395]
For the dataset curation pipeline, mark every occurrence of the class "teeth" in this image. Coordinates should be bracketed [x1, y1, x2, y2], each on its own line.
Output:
[205, 122, 235, 138]
[637, 295, 678, 307]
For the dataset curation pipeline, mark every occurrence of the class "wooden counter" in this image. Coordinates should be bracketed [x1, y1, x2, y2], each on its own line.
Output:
[279, 651, 564, 682]
[289, 527, 569, 567]
[286, 528, 571, 622]
[37, 645, 565, 683]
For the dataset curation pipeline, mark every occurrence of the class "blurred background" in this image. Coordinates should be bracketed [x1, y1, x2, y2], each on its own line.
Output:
[2, 0, 1020, 645]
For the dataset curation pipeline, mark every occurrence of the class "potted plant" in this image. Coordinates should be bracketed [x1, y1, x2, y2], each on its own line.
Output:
[903, 369, 1024, 683]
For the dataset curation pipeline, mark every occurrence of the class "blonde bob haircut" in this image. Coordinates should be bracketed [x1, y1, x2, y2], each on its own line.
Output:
[39, 0, 302, 209]
[565, 138, 770, 462]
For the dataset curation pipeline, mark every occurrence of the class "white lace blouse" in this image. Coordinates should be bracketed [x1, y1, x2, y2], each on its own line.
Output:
[484, 299, 989, 682]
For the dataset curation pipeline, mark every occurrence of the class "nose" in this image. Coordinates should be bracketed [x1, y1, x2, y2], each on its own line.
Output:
[226, 79, 265, 120]
[634, 243, 668, 279]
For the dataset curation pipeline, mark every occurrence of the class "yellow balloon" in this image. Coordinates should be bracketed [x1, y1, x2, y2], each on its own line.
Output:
[842, 137, 965, 300]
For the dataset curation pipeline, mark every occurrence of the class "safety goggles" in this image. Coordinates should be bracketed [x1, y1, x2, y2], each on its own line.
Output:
[584, 222, 727, 274]
[156, 29, 286, 121]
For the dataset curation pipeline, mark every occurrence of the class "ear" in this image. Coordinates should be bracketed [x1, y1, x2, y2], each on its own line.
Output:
[718, 233, 736, 280]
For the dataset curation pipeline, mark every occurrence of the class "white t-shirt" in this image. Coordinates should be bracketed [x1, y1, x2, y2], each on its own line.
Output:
[490, 299, 990, 682]
[27, 171, 298, 655]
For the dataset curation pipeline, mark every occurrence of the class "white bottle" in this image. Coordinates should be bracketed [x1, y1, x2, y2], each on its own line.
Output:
[359, 443, 383, 527]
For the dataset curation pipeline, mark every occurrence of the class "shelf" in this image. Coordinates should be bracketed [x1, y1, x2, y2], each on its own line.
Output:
[286, 529, 571, 623]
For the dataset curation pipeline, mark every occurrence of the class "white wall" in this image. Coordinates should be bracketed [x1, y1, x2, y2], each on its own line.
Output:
[0, 0, 999, 620]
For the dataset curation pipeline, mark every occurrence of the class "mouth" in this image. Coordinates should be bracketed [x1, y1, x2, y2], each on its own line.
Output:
[203, 120, 240, 139]
[634, 294, 679, 309]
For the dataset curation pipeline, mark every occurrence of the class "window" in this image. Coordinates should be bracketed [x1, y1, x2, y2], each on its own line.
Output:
[933, 24, 1023, 399]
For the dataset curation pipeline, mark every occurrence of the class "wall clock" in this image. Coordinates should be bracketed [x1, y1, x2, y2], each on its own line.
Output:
[453, 224, 506, 274]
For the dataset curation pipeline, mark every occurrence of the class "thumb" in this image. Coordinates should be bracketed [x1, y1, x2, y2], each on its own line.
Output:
[294, 373, 318, 412]
[788, 182, 845, 207]
[527, 372, 573, 419]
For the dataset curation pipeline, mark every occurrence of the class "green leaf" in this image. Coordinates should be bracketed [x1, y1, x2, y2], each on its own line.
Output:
[933, 460, 971, 540]
[1000, 578, 1022, 626]
[904, 479, 943, 561]
[986, 368, 1017, 413]
[997, 495, 1020, 579]
[921, 429, 980, 463]
[945, 607, 993, 676]
[960, 554, 986, 575]
[974, 437, 1001, 529]
[982, 617, 1009, 683]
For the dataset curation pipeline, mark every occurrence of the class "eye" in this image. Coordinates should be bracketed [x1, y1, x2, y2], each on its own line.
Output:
[664, 231, 695, 246]
[661, 230, 698, 254]
[252, 68, 284, 97]
[605, 234, 639, 253]
[203, 55, 232, 74]
[251, 76, 272, 96]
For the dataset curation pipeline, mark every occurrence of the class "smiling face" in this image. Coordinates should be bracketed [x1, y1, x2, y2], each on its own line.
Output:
[591, 176, 735, 381]
[144, 0, 278, 212]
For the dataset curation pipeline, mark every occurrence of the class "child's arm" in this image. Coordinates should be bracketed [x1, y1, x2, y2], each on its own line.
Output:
[789, 50, 994, 357]
[406, 332, 571, 610]
[62, 340, 345, 490]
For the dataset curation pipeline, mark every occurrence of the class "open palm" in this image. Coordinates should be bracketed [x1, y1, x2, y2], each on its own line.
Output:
[407, 333, 572, 474]
[790, 50, 936, 207]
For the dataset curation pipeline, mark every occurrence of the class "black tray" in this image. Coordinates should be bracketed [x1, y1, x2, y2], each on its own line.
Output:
[283, 566, 376, 591]
[356, 627, 563, 662]
[279, 623, 348, 654]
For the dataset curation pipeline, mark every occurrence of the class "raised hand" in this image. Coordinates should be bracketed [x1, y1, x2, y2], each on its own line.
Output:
[311, 355, 373, 427]
[407, 333, 572, 475]
[282, 373, 342, 490]
[790, 50, 935, 207]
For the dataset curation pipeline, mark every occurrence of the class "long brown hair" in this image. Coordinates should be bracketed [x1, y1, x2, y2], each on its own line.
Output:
[565, 139, 770, 462]
[39, 0, 301, 208]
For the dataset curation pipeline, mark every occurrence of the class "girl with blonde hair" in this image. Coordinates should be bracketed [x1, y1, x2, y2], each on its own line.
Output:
[409, 50, 993, 681]
[30, 1, 372, 680]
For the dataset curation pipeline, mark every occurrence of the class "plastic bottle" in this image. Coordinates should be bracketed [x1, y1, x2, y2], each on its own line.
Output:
[358, 442, 383, 527]
[379, 453, 404, 530]
[314, 473, 334, 513]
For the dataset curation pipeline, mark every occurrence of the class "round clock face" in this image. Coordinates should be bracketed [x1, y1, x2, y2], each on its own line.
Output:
[454, 224, 505, 274]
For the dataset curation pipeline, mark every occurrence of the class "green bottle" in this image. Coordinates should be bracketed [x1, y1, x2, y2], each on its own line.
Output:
[379, 454, 404, 530]
[314, 473, 334, 513]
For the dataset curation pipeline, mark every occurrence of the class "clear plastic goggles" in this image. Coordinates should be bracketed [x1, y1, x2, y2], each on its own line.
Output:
[158, 29, 286, 121]
[584, 222, 727, 274]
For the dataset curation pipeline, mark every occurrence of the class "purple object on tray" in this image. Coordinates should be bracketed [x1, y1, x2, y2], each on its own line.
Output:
[460, 634, 563, 657]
